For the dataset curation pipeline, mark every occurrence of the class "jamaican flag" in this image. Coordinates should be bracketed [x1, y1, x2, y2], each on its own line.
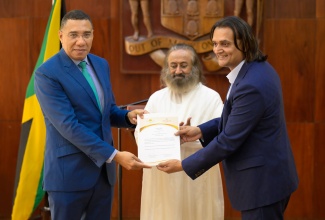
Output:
[12, 0, 65, 219]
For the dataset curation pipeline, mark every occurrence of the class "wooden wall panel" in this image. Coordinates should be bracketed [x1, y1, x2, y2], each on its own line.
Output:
[263, 19, 316, 123]
[0, 122, 20, 218]
[119, 129, 143, 218]
[65, 0, 111, 19]
[316, 0, 325, 18]
[314, 124, 325, 219]
[0, 18, 31, 120]
[91, 19, 111, 64]
[0, 0, 52, 19]
[315, 19, 325, 122]
[265, 0, 316, 19]
[0, 18, 33, 218]
[0, 0, 325, 219]
[286, 123, 314, 218]
[0, 16, 49, 218]
[0, 0, 35, 18]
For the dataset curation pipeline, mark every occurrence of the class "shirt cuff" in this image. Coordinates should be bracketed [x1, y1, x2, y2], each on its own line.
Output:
[125, 112, 136, 128]
[106, 149, 118, 163]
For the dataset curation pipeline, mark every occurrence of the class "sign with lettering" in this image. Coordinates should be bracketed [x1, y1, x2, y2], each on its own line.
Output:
[121, 0, 225, 74]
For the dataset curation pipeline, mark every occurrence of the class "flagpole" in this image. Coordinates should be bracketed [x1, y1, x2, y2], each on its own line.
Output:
[117, 127, 123, 220]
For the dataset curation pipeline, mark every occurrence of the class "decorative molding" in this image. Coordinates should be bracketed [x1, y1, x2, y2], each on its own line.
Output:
[120, 0, 263, 74]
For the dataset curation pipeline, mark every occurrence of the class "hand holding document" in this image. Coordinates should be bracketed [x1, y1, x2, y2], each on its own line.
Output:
[136, 113, 181, 166]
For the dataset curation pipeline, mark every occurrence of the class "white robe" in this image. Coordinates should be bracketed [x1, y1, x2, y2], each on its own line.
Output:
[135, 83, 224, 220]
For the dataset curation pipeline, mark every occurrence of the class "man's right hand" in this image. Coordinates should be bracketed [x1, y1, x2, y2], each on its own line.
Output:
[179, 117, 192, 126]
[175, 126, 202, 144]
[114, 151, 151, 170]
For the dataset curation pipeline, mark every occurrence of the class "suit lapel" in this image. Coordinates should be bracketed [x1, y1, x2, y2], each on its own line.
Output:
[59, 49, 101, 111]
[228, 62, 252, 100]
[220, 62, 253, 131]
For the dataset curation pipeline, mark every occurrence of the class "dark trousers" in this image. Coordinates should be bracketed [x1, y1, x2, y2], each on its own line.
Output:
[48, 167, 114, 220]
[242, 195, 291, 220]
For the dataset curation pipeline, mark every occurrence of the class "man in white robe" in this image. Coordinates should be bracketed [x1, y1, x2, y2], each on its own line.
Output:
[135, 44, 224, 220]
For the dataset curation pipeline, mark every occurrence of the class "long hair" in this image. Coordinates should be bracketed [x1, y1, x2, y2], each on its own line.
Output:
[160, 43, 205, 87]
[210, 16, 267, 62]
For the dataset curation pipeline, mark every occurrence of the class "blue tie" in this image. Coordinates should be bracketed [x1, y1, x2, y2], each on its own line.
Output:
[78, 61, 101, 110]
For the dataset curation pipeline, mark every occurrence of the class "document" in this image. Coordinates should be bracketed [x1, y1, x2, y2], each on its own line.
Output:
[136, 113, 181, 166]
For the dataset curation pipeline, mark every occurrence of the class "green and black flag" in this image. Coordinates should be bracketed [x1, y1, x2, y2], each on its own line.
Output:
[12, 0, 65, 219]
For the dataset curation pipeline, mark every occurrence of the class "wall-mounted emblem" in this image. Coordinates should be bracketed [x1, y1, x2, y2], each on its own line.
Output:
[160, 0, 223, 41]
[122, 0, 263, 74]
[122, 0, 225, 74]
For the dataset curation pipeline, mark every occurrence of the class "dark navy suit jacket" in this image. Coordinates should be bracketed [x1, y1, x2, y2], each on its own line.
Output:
[35, 49, 131, 192]
[182, 61, 299, 211]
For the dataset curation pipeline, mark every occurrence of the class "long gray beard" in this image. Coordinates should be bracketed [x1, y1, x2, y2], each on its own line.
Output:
[165, 73, 199, 95]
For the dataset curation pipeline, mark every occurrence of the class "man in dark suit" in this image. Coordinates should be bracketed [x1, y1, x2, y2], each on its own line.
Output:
[34, 10, 150, 220]
[157, 16, 299, 220]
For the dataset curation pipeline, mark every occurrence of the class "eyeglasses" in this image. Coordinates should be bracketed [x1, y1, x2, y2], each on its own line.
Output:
[63, 31, 93, 40]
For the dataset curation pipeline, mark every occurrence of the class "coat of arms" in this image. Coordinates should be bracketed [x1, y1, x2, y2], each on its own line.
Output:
[122, 0, 263, 74]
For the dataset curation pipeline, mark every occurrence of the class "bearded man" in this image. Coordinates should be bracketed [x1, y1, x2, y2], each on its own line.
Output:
[134, 44, 225, 220]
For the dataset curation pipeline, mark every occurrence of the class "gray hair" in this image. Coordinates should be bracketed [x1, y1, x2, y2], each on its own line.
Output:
[160, 43, 205, 87]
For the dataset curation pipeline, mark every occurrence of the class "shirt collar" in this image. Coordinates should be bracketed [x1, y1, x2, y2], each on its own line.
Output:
[72, 56, 89, 66]
[226, 60, 245, 84]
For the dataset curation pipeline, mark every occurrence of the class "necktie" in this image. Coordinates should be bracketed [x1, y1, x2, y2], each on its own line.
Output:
[78, 61, 101, 110]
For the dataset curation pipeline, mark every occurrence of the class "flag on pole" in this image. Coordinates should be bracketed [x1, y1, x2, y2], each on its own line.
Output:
[12, 0, 65, 219]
